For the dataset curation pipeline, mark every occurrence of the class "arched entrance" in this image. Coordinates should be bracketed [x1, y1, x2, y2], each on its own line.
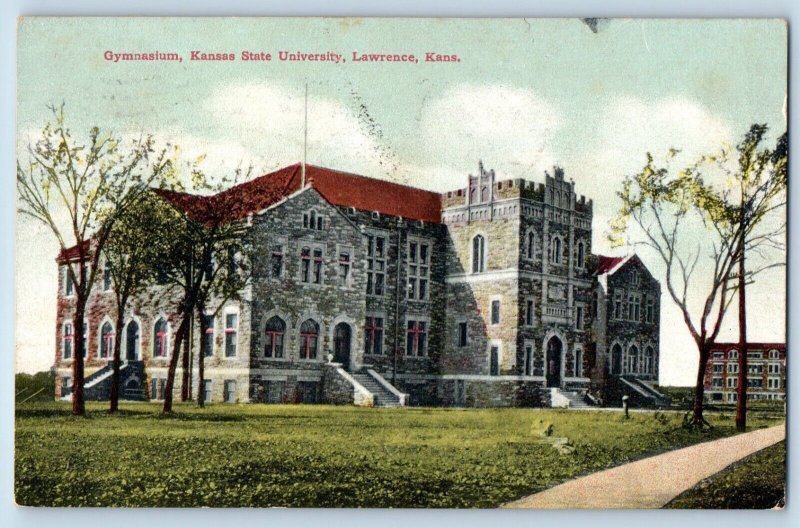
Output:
[126, 320, 140, 361]
[333, 322, 352, 370]
[546, 336, 562, 388]
[611, 344, 623, 375]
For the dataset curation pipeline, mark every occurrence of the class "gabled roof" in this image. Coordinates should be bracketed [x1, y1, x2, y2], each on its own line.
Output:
[596, 255, 629, 275]
[153, 163, 443, 225]
[55, 240, 92, 264]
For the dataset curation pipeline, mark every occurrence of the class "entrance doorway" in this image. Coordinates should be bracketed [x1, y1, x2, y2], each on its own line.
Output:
[611, 344, 623, 375]
[333, 323, 352, 369]
[546, 337, 562, 388]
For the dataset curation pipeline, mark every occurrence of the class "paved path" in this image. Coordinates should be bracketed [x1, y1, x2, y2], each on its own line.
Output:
[502, 423, 785, 509]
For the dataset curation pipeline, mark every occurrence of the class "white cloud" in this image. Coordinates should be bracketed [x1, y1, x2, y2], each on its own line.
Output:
[417, 84, 561, 179]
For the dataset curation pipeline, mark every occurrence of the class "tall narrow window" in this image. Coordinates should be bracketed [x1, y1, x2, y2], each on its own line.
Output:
[551, 236, 562, 264]
[103, 262, 113, 291]
[406, 320, 427, 356]
[491, 300, 501, 325]
[613, 289, 623, 319]
[64, 267, 74, 296]
[300, 247, 311, 283]
[264, 316, 285, 358]
[481, 186, 489, 202]
[489, 346, 499, 375]
[312, 248, 323, 284]
[526, 231, 535, 260]
[633, 295, 641, 321]
[575, 348, 583, 377]
[644, 346, 654, 374]
[631, 269, 639, 285]
[366, 235, 386, 296]
[472, 235, 485, 273]
[525, 299, 534, 326]
[309, 211, 317, 230]
[575, 306, 584, 331]
[224, 380, 237, 403]
[628, 346, 639, 373]
[577, 241, 585, 268]
[81, 320, 88, 358]
[407, 241, 429, 300]
[338, 251, 351, 286]
[224, 313, 238, 357]
[203, 379, 212, 402]
[364, 316, 384, 355]
[203, 315, 215, 357]
[63, 323, 74, 359]
[100, 321, 114, 359]
[153, 318, 168, 358]
[646, 297, 654, 323]
[524, 344, 533, 376]
[299, 319, 319, 359]
[457, 321, 468, 347]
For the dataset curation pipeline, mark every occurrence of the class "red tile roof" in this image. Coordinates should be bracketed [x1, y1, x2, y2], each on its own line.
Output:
[709, 343, 786, 351]
[55, 240, 92, 263]
[596, 255, 626, 275]
[153, 163, 442, 225]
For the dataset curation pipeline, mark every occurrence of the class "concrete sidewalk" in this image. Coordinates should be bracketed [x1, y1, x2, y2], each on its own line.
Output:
[502, 423, 785, 509]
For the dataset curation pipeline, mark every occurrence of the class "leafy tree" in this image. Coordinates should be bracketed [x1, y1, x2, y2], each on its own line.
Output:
[611, 125, 786, 429]
[16, 104, 169, 415]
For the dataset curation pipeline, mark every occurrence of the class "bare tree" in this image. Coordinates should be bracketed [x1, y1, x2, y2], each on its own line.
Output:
[16, 104, 169, 415]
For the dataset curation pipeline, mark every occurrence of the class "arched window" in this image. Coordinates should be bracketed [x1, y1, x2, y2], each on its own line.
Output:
[628, 345, 639, 373]
[729, 349, 738, 360]
[472, 235, 486, 273]
[153, 318, 168, 358]
[481, 186, 489, 202]
[551, 236, 562, 264]
[577, 241, 585, 268]
[526, 231, 536, 260]
[299, 319, 319, 359]
[769, 349, 780, 360]
[100, 321, 114, 359]
[645, 346, 655, 374]
[264, 316, 286, 358]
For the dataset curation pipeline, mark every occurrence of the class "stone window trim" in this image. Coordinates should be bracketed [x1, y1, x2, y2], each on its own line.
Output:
[152, 316, 171, 360]
[523, 339, 536, 376]
[487, 340, 502, 376]
[364, 312, 386, 356]
[61, 320, 75, 360]
[574, 303, 585, 332]
[469, 232, 488, 274]
[523, 228, 537, 261]
[299, 318, 321, 360]
[768, 349, 781, 360]
[299, 242, 326, 286]
[223, 307, 239, 359]
[728, 349, 739, 360]
[405, 315, 431, 358]
[62, 264, 76, 297]
[407, 236, 432, 301]
[262, 314, 288, 359]
[575, 239, 586, 269]
[574, 345, 584, 378]
[268, 237, 287, 281]
[259, 310, 291, 360]
[122, 316, 142, 361]
[489, 296, 502, 326]
[524, 297, 535, 327]
[224, 379, 237, 403]
[550, 235, 565, 266]
[366, 231, 388, 297]
[336, 244, 354, 289]
[98, 317, 115, 360]
[456, 318, 468, 347]
[302, 209, 325, 231]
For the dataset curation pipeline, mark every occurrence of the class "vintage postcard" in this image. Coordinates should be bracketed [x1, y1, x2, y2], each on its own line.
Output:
[15, 17, 786, 508]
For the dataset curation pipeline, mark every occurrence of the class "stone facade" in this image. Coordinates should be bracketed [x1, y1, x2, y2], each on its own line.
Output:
[54, 162, 662, 408]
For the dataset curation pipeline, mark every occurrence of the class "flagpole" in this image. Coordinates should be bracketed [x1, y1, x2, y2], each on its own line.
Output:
[302, 82, 307, 187]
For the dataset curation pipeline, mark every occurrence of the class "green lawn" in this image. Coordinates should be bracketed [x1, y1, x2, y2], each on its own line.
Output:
[14, 402, 784, 508]
[665, 441, 786, 509]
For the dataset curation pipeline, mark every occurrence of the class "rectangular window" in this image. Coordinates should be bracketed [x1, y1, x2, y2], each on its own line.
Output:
[406, 320, 428, 356]
[646, 297, 654, 323]
[713, 364, 724, 373]
[490, 346, 499, 376]
[364, 316, 384, 355]
[457, 321, 468, 347]
[712, 377, 723, 387]
[713, 352, 724, 360]
[62, 323, 73, 359]
[524, 344, 533, 376]
[747, 352, 762, 360]
[575, 306, 584, 331]
[613, 289, 623, 319]
[338, 251, 351, 286]
[491, 300, 501, 325]
[103, 263, 112, 291]
[366, 235, 386, 296]
[727, 363, 739, 373]
[727, 377, 738, 388]
[270, 245, 283, 279]
[747, 378, 763, 389]
[407, 240, 430, 301]
[748, 364, 763, 374]
[64, 266, 74, 296]
[633, 295, 641, 321]
[61, 376, 72, 396]
[525, 300, 534, 326]
[313, 248, 323, 284]
[203, 315, 215, 357]
[224, 380, 237, 403]
[203, 380, 212, 402]
[224, 313, 238, 357]
[300, 247, 311, 283]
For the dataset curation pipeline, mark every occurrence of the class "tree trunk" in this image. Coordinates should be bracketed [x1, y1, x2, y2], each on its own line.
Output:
[196, 302, 208, 408]
[691, 341, 711, 426]
[735, 250, 748, 431]
[109, 308, 125, 414]
[162, 312, 189, 413]
[71, 294, 87, 416]
[181, 323, 190, 401]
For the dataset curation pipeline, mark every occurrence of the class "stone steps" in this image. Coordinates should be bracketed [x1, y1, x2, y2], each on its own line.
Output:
[558, 390, 593, 409]
[351, 372, 403, 407]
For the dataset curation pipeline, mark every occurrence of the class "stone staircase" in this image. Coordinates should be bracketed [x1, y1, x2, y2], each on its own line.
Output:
[557, 389, 593, 409]
[350, 370, 405, 408]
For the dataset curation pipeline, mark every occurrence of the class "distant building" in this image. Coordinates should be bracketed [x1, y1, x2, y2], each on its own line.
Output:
[54, 162, 665, 408]
[703, 343, 786, 403]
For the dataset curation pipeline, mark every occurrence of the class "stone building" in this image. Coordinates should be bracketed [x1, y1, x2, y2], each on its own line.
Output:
[54, 162, 665, 408]
[703, 343, 786, 403]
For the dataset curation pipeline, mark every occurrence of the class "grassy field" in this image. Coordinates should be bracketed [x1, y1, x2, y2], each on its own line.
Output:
[15, 402, 784, 508]
[665, 441, 786, 509]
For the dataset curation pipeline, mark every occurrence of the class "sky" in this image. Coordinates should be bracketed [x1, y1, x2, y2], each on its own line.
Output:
[15, 17, 787, 385]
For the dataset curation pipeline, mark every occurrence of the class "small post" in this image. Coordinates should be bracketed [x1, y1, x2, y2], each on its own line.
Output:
[622, 394, 630, 419]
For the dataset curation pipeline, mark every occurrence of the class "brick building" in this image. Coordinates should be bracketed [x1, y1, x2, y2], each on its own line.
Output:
[703, 343, 786, 403]
[54, 162, 666, 408]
